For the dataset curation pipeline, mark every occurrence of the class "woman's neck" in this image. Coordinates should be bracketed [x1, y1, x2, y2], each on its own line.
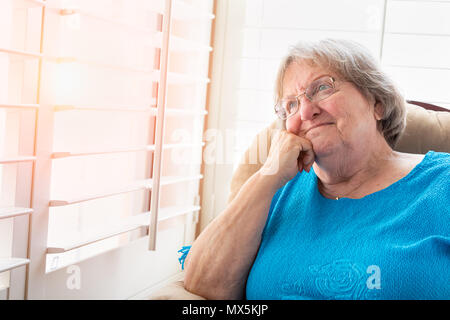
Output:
[313, 138, 396, 200]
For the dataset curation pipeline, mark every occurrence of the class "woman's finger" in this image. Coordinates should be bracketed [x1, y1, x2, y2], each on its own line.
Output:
[298, 137, 315, 167]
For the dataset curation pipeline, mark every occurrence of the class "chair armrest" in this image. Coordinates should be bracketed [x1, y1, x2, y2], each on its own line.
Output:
[147, 280, 207, 300]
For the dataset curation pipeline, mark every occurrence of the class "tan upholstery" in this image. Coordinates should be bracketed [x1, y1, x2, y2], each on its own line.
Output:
[147, 277, 206, 300]
[149, 102, 450, 300]
[394, 104, 450, 154]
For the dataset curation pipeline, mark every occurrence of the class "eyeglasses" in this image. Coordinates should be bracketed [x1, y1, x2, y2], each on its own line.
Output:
[274, 76, 337, 120]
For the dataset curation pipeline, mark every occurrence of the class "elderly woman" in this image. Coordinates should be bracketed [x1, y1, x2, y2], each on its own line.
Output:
[183, 39, 450, 300]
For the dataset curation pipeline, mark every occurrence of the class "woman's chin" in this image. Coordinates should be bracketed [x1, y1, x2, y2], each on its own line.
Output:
[311, 138, 338, 157]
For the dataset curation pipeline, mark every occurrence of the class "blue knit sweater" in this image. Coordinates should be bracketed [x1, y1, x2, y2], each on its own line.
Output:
[246, 151, 450, 300]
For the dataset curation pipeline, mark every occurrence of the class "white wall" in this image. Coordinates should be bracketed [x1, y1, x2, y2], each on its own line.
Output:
[382, 0, 450, 108]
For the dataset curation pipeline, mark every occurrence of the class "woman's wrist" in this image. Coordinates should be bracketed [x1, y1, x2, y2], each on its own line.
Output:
[254, 168, 285, 194]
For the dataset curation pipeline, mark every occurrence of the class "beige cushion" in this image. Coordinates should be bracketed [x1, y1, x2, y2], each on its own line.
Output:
[147, 278, 206, 300]
[395, 103, 450, 154]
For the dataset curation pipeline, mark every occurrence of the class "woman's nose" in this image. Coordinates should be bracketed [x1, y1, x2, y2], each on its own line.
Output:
[298, 96, 321, 121]
[286, 96, 321, 135]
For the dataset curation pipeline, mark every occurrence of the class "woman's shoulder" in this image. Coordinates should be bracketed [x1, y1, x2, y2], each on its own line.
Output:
[397, 150, 449, 169]
[419, 151, 450, 170]
[391, 151, 449, 189]
[425, 150, 450, 161]
[405, 151, 450, 183]
[396, 152, 425, 169]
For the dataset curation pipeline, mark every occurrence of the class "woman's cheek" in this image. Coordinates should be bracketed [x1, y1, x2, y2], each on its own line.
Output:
[286, 117, 302, 135]
[320, 99, 343, 118]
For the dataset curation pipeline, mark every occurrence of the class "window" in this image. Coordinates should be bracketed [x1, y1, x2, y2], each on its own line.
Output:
[1, 0, 214, 299]
[0, 0, 40, 300]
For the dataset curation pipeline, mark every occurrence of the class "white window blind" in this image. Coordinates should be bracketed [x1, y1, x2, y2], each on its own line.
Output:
[0, 0, 40, 300]
[1, 0, 214, 299]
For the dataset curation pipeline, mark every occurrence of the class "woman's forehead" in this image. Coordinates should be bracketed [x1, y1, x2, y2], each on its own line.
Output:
[282, 61, 330, 96]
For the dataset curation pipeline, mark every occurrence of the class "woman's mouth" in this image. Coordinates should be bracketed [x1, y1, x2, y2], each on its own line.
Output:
[306, 122, 334, 133]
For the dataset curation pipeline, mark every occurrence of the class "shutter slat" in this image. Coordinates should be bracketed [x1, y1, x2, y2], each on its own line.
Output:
[0, 47, 42, 59]
[52, 2, 164, 34]
[0, 258, 30, 273]
[49, 175, 202, 207]
[53, 105, 157, 113]
[0, 207, 33, 220]
[173, 1, 215, 21]
[167, 71, 210, 84]
[52, 142, 204, 159]
[46, 205, 200, 254]
[25, 0, 46, 7]
[47, 219, 148, 254]
[52, 56, 157, 75]
[0, 156, 36, 164]
[166, 108, 208, 116]
[53, 105, 206, 115]
[159, 205, 200, 222]
[154, 32, 213, 52]
[0, 103, 40, 110]
[160, 174, 203, 186]
[49, 179, 154, 207]
[52, 146, 155, 159]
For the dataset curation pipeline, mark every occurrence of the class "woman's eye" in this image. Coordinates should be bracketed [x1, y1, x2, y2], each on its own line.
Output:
[287, 101, 296, 111]
[318, 84, 331, 91]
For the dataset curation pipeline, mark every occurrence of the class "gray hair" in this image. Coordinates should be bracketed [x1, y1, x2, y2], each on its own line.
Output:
[275, 38, 406, 148]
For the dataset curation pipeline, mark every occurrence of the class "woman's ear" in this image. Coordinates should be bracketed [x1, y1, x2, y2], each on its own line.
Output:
[373, 101, 383, 121]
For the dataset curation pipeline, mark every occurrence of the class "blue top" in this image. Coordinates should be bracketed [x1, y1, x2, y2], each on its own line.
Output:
[246, 151, 450, 300]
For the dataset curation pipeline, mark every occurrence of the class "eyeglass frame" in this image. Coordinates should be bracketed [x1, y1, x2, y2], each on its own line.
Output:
[274, 76, 338, 120]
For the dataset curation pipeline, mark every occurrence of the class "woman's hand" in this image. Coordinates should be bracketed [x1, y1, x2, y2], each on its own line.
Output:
[260, 130, 314, 189]
[184, 131, 313, 299]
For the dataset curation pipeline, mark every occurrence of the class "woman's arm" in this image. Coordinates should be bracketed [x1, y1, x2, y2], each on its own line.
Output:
[183, 131, 315, 300]
[183, 170, 280, 299]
